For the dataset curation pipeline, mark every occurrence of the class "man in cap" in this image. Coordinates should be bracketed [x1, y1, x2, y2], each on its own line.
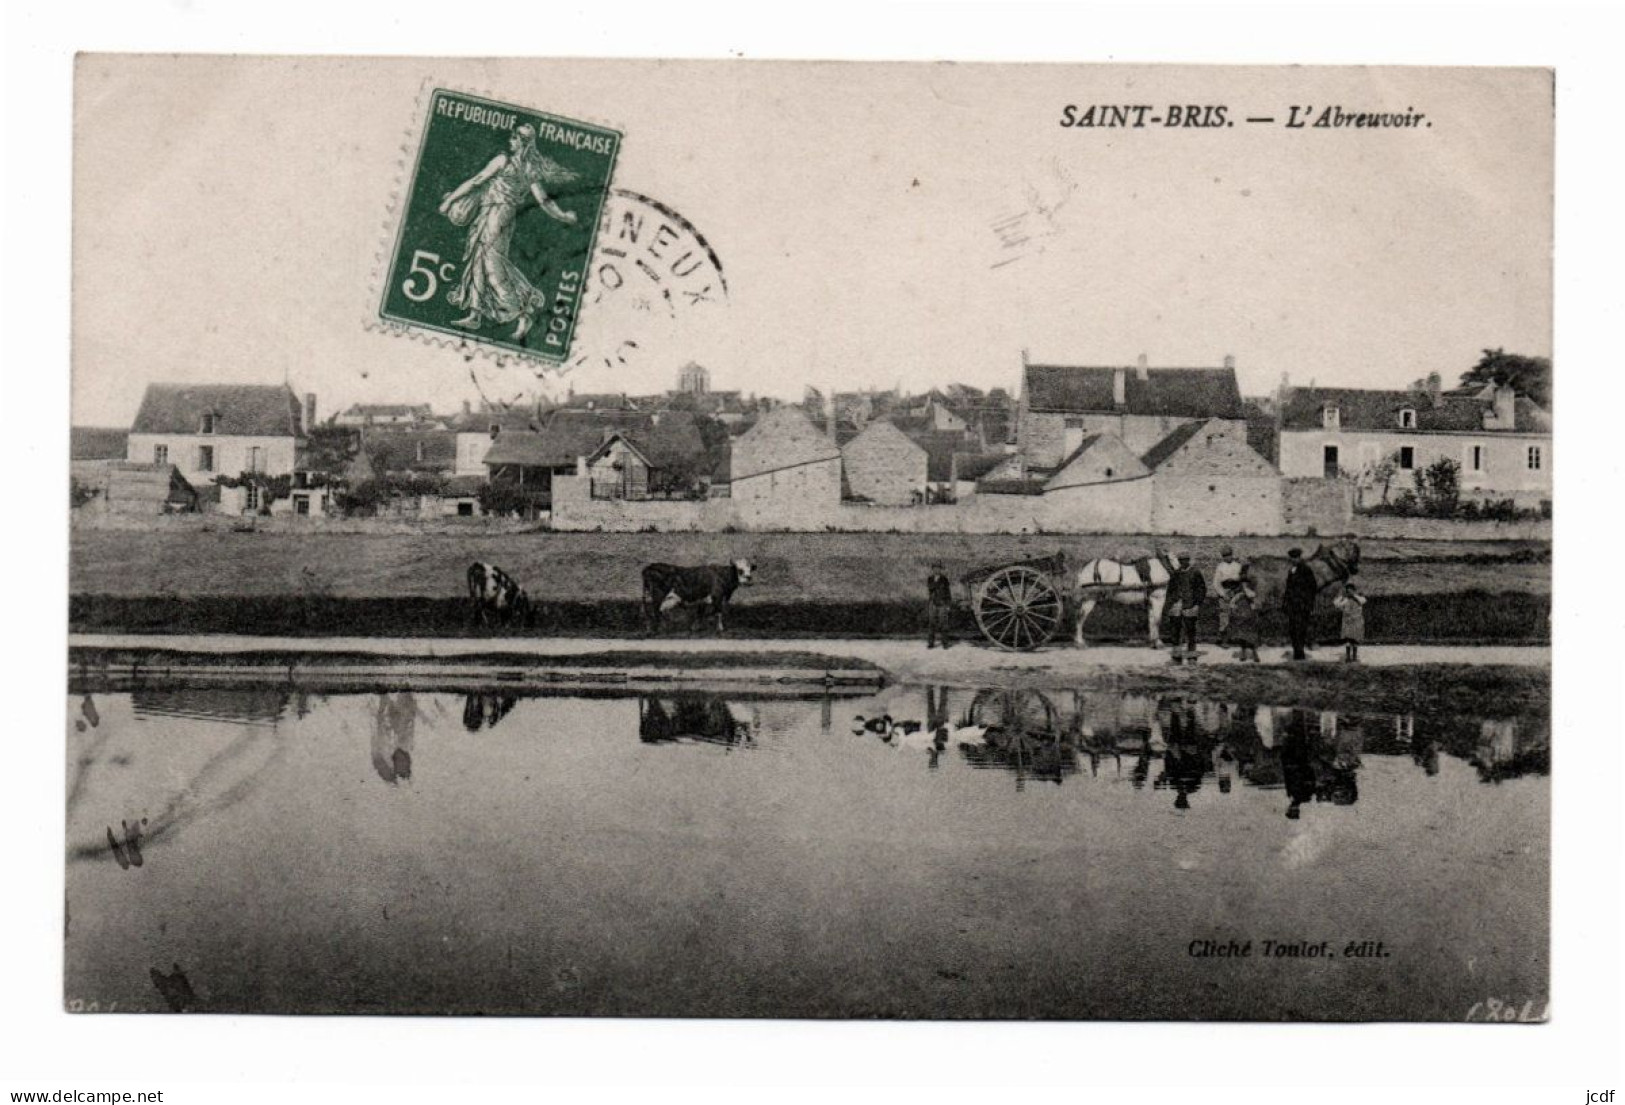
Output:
[1282, 547, 1320, 661]
[1166, 552, 1207, 661]
[925, 559, 954, 649]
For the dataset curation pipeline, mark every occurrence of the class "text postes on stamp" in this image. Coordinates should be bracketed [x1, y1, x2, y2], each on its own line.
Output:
[379, 90, 621, 363]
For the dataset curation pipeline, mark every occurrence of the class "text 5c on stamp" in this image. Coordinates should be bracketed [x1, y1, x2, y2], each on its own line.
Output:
[379, 90, 622, 363]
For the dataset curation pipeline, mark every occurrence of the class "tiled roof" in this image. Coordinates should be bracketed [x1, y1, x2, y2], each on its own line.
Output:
[484, 410, 706, 471]
[1023, 364, 1244, 419]
[366, 431, 458, 472]
[1280, 387, 1551, 433]
[1139, 421, 1209, 470]
[450, 407, 546, 434]
[71, 427, 129, 460]
[131, 384, 305, 437]
[951, 451, 1010, 482]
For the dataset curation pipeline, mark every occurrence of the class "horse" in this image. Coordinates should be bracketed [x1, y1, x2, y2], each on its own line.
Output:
[1071, 548, 1179, 647]
[641, 559, 755, 635]
[1070, 541, 1362, 647]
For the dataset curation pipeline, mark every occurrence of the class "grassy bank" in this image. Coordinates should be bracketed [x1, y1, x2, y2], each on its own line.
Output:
[71, 528, 1551, 602]
[70, 589, 1551, 644]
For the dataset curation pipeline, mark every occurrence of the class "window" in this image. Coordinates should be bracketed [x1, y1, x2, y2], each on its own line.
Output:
[1399, 446, 1415, 471]
[1399, 408, 1417, 429]
[1527, 445, 1542, 471]
[458, 502, 475, 517]
[200, 412, 217, 434]
[198, 445, 215, 472]
[153, 444, 168, 465]
[247, 446, 263, 473]
[1323, 444, 1340, 478]
[1322, 406, 1340, 429]
[1468, 444, 1485, 473]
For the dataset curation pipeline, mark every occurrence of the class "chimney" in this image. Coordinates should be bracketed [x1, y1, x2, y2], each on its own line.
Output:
[1136, 353, 1149, 381]
[462, 399, 472, 417]
[303, 393, 316, 432]
[1223, 354, 1236, 371]
[1113, 367, 1127, 407]
[1488, 383, 1516, 429]
[1426, 371, 1443, 407]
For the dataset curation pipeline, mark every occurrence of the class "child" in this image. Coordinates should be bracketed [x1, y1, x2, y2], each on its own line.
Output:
[1229, 579, 1262, 662]
[1333, 580, 1367, 663]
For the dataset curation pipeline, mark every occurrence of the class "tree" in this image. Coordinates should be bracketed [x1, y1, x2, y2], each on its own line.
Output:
[1458, 348, 1551, 408]
[1414, 456, 1461, 517]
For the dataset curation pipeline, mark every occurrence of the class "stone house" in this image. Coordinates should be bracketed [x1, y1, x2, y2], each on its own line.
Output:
[451, 405, 545, 477]
[127, 384, 311, 487]
[582, 414, 708, 500]
[1037, 434, 1155, 531]
[1277, 382, 1552, 507]
[1017, 355, 1246, 467]
[840, 420, 928, 505]
[486, 409, 707, 506]
[1142, 419, 1282, 534]
[730, 406, 842, 504]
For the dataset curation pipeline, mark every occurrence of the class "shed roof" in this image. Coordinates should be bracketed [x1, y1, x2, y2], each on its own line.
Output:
[71, 427, 129, 460]
[131, 384, 305, 437]
[1138, 420, 1209, 470]
[1023, 364, 1244, 419]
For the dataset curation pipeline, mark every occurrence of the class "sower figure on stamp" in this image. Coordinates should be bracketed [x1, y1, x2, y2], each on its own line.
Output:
[1166, 552, 1206, 662]
[926, 560, 954, 649]
[438, 123, 579, 342]
[1282, 547, 1320, 662]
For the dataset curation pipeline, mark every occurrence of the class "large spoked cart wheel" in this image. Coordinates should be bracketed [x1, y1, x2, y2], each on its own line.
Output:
[962, 553, 1069, 651]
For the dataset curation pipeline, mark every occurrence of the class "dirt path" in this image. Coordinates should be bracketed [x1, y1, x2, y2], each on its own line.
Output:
[69, 632, 1550, 681]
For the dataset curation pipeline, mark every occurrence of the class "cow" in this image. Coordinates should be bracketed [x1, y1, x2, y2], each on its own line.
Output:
[642, 559, 755, 635]
[467, 561, 532, 628]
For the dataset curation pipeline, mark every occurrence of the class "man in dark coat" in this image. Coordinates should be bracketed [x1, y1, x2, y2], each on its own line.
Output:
[1282, 547, 1319, 661]
[1167, 553, 1207, 657]
[926, 560, 954, 649]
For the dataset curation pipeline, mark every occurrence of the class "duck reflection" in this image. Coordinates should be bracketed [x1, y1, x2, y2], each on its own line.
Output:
[639, 695, 754, 748]
[461, 693, 518, 733]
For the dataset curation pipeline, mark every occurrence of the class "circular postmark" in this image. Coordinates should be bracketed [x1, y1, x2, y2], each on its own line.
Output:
[561, 188, 731, 376]
[460, 187, 730, 399]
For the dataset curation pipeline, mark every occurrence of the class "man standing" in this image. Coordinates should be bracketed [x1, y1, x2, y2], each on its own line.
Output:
[926, 560, 954, 649]
[1167, 552, 1206, 661]
[1283, 547, 1320, 661]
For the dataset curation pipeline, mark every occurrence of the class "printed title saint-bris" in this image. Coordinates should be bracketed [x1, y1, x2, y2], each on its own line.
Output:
[1059, 104, 1431, 129]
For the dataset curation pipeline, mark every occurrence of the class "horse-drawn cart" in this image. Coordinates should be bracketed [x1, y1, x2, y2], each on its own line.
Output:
[960, 551, 1071, 651]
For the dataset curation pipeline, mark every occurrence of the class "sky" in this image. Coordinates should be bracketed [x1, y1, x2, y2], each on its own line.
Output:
[72, 57, 1552, 426]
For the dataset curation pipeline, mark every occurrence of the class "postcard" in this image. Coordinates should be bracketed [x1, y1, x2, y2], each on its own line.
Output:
[68, 56, 1551, 1020]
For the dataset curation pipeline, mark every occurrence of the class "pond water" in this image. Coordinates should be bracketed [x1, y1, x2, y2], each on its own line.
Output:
[64, 682, 1548, 1019]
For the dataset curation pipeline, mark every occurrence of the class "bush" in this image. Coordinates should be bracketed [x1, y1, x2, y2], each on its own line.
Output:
[70, 478, 98, 509]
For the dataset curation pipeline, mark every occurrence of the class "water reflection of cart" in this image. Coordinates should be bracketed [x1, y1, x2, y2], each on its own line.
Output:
[960, 688, 1077, 785]
[959, 551, 1071, 651]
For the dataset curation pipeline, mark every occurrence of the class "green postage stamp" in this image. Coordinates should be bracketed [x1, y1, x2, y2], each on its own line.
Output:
[379, 89, 621, 362]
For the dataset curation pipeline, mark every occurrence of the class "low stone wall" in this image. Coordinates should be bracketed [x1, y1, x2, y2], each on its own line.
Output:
[1350, 516, 1552, 542]
[70, 510, 543, 537]
[1282, 478, 1354, 534]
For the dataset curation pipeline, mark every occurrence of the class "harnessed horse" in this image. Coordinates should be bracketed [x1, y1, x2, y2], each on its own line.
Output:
[1069, 541, 1362, 647]
[1072, 549, 1179, 647]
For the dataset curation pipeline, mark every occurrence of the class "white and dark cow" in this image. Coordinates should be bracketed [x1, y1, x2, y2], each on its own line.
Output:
[642, 559, 755, 635]
[467, 562, 532, 628]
